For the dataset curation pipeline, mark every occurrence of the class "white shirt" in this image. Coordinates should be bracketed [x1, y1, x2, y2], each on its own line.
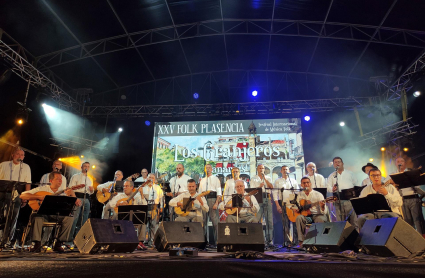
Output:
[134, 176, 148, 183]
[97, 181, 114, 192]
[285, 189, 327, 215]
[198, 175, 222, 196]
[23, 184, 67, 196]
[0, 161, 31, 198]
[142, 184, 164, 208]
[223, 192, 260, 215]
[40, 173, 67, 191]
[305, 173, 326, 188]
[273, 176, 298, 201]
[169, 174, 191, 194]
[385, 169, 419, 197]
[223, 178, 247, 198]
[326, 169, 358, 193]
[249, 174, 272, 190]
[169, 192, 209, 217]
[108, 192, 146, 208]
[359, 184, 402, 215]
[69, 172, 93, 194]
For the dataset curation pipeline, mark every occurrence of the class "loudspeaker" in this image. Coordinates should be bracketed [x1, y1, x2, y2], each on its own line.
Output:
[154, 222, 206, 252]
[303, 221, 358, 253]
[217, 223, 264, 252]
[74, 218, 139, 254]
[358, 217, 425, 257]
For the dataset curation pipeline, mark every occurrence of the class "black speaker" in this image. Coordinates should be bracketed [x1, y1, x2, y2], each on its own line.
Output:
[74, 218, 139, 254]
[358, 217, 425, 257]
[303, 221, 359, 253]
[154, 222, 206, 252]
[217, 223, 264, 252]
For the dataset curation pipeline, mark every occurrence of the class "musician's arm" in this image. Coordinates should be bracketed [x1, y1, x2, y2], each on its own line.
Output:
[250, 196, 260, 213]
[195, 197, 209, 212]
[169, 194, 183, 207]
[264, 177, 273, 188]
[385, 186, 403, 208]
[20, 192, 43, 201]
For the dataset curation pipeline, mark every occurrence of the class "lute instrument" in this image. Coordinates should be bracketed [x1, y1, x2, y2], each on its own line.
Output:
[174, 190, 211, 217]
[28, 184, 85, 211]
[96, 173, 140, 204]
[286, 196, 336, 222]
[225, 189, 259, 215]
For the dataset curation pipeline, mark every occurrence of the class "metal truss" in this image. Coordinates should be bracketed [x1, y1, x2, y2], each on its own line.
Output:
[35, 19, 425, 69]
[83, 96, 379, 118]
[49, 132, 104, 157]
[356, 118, 418, 149]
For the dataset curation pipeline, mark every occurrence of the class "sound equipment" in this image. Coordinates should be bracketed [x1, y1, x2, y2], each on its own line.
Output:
[217, 223, 264, 252]
[154, 222, 206, 252]
[74, 218, 139, 254]
[358, 217, 425, 257]
[303, 221, 358, 253]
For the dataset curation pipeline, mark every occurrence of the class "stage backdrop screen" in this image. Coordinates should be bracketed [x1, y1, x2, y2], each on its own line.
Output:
[152, 118, 304, 186]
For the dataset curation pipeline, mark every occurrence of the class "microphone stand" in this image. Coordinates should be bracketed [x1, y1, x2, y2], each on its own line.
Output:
[80, 169, 88, 229]
[312, 168, 317, 188]
[285, 172, 296, 247]
[205, 172, 210, 245]
[260, 174, 271, 245]
[334, 168, 343, 221]
[107, 177, 117, 218]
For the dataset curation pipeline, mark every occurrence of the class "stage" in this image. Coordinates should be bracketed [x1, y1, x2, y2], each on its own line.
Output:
[2, 248, 425, 278]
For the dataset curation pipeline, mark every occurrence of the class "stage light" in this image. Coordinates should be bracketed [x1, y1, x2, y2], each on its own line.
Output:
[92, 165, 96, 169]
[403, 147, 409, 152]
[381, 147, 386, 151]
[193, 93, 199, 99]
[42, 103, 56, 117]
[42, 103, 46, 107]
[339, 122, 345, 126]
[304, 116, 310, 122]
[80, 155, 84, 158]
[413, 91, 421, 97]
[236, 104, 240, 113]
[17, 119, 24, 125]
[145, 120, 151, 126]
[252, 90, 258, 97]
[369, 158, 374, 162]
[118, 127, 123, 132]
[58, 158, 62, 161]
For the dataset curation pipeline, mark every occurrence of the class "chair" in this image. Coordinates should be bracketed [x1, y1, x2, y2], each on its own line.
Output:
[21, 213, 62, 251]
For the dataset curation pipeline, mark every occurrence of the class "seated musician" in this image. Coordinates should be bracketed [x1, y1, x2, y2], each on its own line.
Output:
[286, 177, 328, 248]
[20, 172, 82, 252]
[169, 179, 209, 224]
[357, 168, 402, 231]
[223, 180, 260, 223]
[108, 180, 148, 250]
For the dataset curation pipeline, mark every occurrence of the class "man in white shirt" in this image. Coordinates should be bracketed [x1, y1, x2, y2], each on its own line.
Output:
[141, 173, 163, 245]
[357, 168, 402, 231]
[223, 167, 247, 199]
[287, 177, 328, 247]
[0, 148, 31, 247]
[96, 170, 124, 219]
[386, 157, 425, 235]
[68, 162, 93, 241]
[250, 164, 274, 244]
[39, 160, 67, 190]
[305, 162, 326, 188]
[169, 179, 209, 224]
[361, 162, 385, 186]
[326, 157, 359, 230]
[224, 180, 260, 223]
[198, 164, 222, 245]
[134, 168, 149, 183]
[167, 164, 191, 196]
[20, 172, 81, 252]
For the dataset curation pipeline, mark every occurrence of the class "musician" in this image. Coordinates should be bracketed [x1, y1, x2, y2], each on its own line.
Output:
[39, 160, 67, 190]
[357, 168, 402, 231]
[134, 168, 149, 183]
[250, 164, 274, 244]
[0, 148, 31, 247]
[68, 162, 93, 241]
[141, 173, 163, 245]
[198, 164, 222, 245]
[166, 164, 191, 197]
[305, 162, 326, 188]
[223, 167, 247, 198]
[169, 179, 209, 224]
[97, 170, 124, 219]
[20, 172, 81, 252]
[273, 165, 298, 214]
[326, 157, 359, 229]
[287, 177, 328, 247]
[224, 180, 259, 223]
[361, 162, 385, 186]
[386, 157, 425, 234]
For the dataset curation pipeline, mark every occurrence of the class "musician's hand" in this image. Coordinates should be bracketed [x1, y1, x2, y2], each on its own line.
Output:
[276, 204, 282, 214]
[138, 187, 144, 195]
[213, 203, 218, 210]
[332, 185, 338, 192]
[320, 200, 326, 210]
[89, 186, 94, 193]
[389, 179, 395, 185]
[102, 188, 109, 193]
[378, 187, 388, 196]
[117, 201, 128, 206]
[177, 202, 183, 208]
[166, 192, 173, 197]
[291, 208, 299, 213]
[259, 182, 265, 188]
[75, 199, 82, 207]
[160, 208, 163, 213]
[65, 188, 73, 196]
[38, 195, 46, 201]
[196, 196, 204, 206]
[245, 196, 251, 203]
[20, 200, 28, 208]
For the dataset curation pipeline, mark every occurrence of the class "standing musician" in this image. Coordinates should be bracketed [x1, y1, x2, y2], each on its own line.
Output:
[224, 180, 259, 223]
[141, 173, 163, 245]
[167, 164, 191, 196]
[198, 164, 222, 246]
[305, 162, 326, 188]
[68, 162, 93, 241]
[223, 167, 246, 198]
[357, 168, 402, 231]
[20, 172, 81, 252]
[385, 157, 425, 235]
[0, 148, 31, 248]
[326, 157, 359, 230]
[169, 179, 209, 224]
[361, 162, 385, 186]
[134, 168, 149, 183]
[250, 164, 274, 244]
[39, 160, 67, 190]
[286, 177, 328, 248]
[97, 170, 124, 219]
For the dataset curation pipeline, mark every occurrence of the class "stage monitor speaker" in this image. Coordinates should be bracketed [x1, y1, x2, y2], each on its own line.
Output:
[358, 217, 425, 257]
[303, 221, 358, 253]
[154, 222, 206, 252]
[217, 223, 264, 252]
[74, 218, 139, 254]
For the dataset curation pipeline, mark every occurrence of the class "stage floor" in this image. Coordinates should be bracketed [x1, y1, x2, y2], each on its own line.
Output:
[2, 248, 425, 278]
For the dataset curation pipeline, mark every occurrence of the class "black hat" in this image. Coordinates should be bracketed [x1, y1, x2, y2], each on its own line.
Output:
[362, 162, 377, 173]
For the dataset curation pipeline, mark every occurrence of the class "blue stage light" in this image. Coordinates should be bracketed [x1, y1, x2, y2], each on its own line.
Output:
[252, 90, 258, 97]
[193, 93, 199, 99]
[145, 121, 151, 126]
[304, 116, 311, 122]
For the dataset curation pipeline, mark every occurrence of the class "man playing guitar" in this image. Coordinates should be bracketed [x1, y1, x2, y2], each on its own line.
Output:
[97, 170, 124, 219]
[223, 180, 260, 223]
[20, 172, 82, 252]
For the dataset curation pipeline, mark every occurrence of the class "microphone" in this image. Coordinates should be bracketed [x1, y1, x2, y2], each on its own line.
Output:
[55, 167, 60, 172]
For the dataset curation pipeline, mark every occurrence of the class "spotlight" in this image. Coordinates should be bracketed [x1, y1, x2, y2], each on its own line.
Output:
[413, 91, 421, 97]
[42, 103, 46, 107]
[339, 122, 345, 126]
[58, 158, 62, 161]
[80, 155, 84, 158]
[304, 116, 311, 122]
[381, 147, 386, 151]
[193, 93, 199, 99]
[145, 120, 151, 126]
[17, 119, 24, 125]
[236, 104, 240, 113]
[403, 147, 409, 152]
[92, 165, 96, 169]
[252, 90, 258, 97]
[369, 158, 374, 162]
[118, 127, 123, 132]
[42, 103, 56, 117]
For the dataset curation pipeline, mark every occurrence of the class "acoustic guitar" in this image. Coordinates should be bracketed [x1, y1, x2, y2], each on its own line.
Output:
[113, 178, 152, 213]
[174, 190, 211, 217]
[286, 196, 336, 223]
[28, 184, 85, 211]
[96, 173, 140, 204]
[225, 189, 259, 215]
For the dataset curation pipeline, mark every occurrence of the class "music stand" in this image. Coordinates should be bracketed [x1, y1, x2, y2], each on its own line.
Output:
[118, 205, 148, 225]
[113, 181, 124, 193]
[350, 194, 392, 216]
[313, 188, 327, 199]
[390, 169, 425, 189]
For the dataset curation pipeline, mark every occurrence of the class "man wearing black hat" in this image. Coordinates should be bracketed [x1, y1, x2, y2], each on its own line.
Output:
[361, 163, 385, 187]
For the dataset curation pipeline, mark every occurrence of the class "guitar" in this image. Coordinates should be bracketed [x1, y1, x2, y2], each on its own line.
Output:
[96, 173, 140, 204]
[28, 184, 85, 211]
[286, 196, 336, 222]
[113, 178, 152, 213]
[225, 189, 260, 215]
[174, 191, 211, 217]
